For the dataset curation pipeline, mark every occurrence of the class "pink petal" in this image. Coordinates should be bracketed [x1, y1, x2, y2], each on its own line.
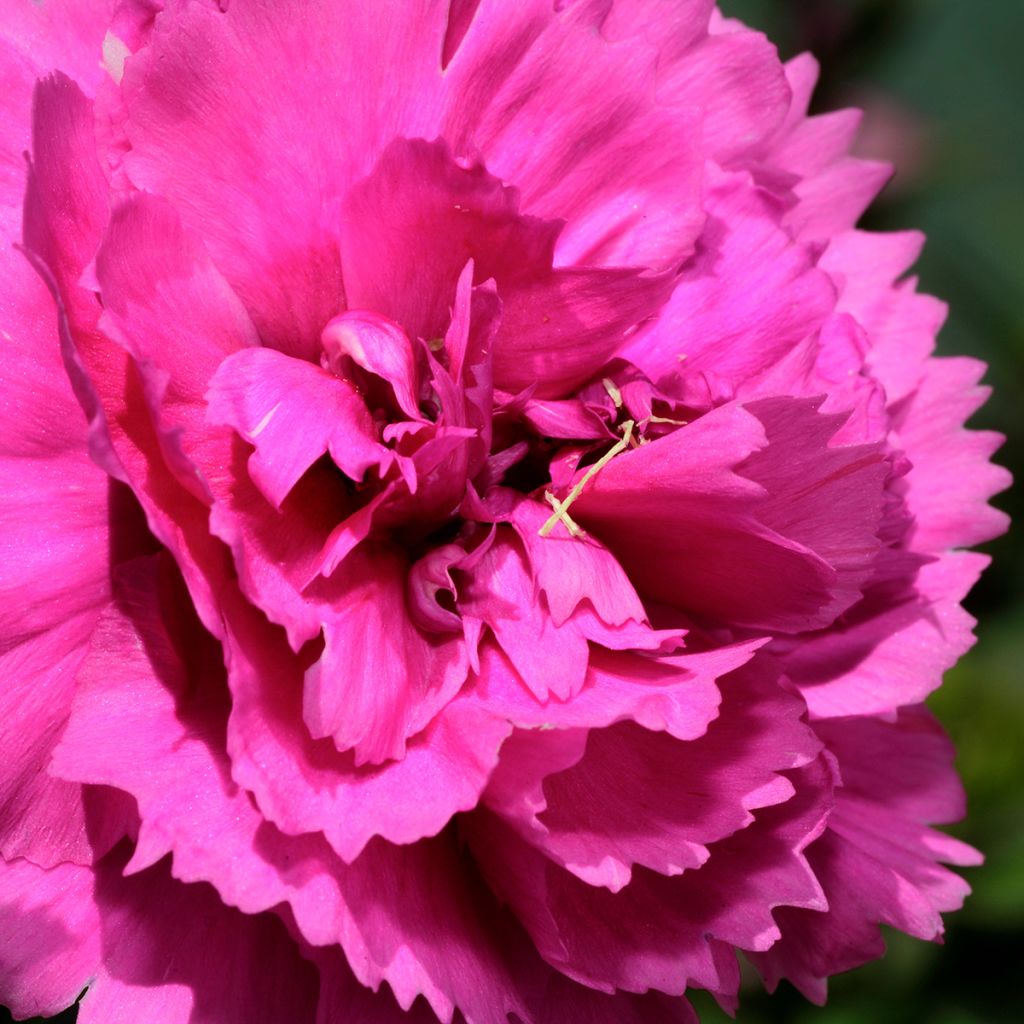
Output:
[892, 357, 1010, 551]
[470, 640, 758, 741]
[118, 0, 449, 357]
[780, 551, 988, 717]
[465, 755, 832, 998]
[752, 708, 980, 1001]
[573, 397, 886, 633]
[303, 543, 469, 765]
[222, 585, 510, 862]
[620, 167, 836, 384]
[207, 346, 387, 507]
[485, 664, 820, 891]
[0, 857, 101, 1019]
[77, 849, 319, 1024]
[445, 1, 706, 271]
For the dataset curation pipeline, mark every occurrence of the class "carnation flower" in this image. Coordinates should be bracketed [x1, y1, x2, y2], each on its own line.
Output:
[0, 1, 1009, 1022]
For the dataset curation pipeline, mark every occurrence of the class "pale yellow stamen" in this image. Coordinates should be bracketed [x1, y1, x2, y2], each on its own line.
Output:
[540, 420, 634, 538]
[601, 377, 623, 409]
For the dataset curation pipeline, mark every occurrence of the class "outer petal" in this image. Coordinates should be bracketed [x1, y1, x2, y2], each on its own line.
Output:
[619, 168, 835, 386]
[572, 397, 886, 633]
[465, 756, 832, 998]
[779, 551, 987, 718]
[0, 201, 140, 867]
[891, 357, 1010, 551]
[78, 848, 319, 1024]
[484, 665, 820, 891]
[751, 709, 980, 1002]
[0, 857, 101, 1019]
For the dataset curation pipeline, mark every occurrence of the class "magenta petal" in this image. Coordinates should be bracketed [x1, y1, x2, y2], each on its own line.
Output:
[486, 665, 820, 891]
[892, 357, 1010, 552]
[207, 346, 387, 507]
[466, 755, 831, 998]
[510, 499, 648, 628]
[76, 849, 319, 1024]
[620, 168, 836, 384]
[751, 708, 980, 1001]
[782, 552, 987, 717]
[0, 857, 101, 1019]
[303, 544, 469, 765]
[321, 308, 424, 421]
[573, 397, 886, 633]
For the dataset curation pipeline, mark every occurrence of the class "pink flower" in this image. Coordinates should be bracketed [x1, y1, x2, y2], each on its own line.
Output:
[0, 1, 1009, 1021]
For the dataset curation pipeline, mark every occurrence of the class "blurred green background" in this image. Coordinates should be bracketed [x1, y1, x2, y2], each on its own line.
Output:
[4, 1, 1020, 1022]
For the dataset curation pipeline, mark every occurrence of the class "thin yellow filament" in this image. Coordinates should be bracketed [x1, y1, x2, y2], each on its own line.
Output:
[539, 420, 635, 538]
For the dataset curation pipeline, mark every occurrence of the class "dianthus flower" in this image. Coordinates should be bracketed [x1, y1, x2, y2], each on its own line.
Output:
[0, 1, 1010, 1021]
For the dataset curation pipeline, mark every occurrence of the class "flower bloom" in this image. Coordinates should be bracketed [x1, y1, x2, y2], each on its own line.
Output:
[0, 1, 1010, 1021]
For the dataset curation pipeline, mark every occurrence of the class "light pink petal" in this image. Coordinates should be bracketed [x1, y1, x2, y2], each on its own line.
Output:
[465, 755, 831, 998]
[207, 346, 387, 507]
[573, 397, 886, 633]
[656, 23, 791, 164]
[0, 857, 101, 1019]
[485, 665, 820, 891]
[819, 229, 943, 403]
[444, 1, 706, 271]
[786, 157, 893, 242]
[780, 551, 988, 717]
[0, 39, 37, 207]
[0, 0, 116, 95]
[891, 357, 1010, 551]
[620, 167, 835, 384]
[752, 708, 980, 1001]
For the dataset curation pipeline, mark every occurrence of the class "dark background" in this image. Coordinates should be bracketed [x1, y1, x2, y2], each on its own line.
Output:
[4, 1, 1020, 1022]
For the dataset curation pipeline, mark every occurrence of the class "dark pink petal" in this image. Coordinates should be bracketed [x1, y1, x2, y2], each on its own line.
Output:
[485, 665, 820, 891]
[207, 346, 387, 507]
[780, 551, 987, 717]
[573, 397, 886, 633]
[92, 192, 260, 495]
[751, 709, 980, 1002]
[466, 755, 832, 998]
[76, 849, 319, 1024]
[0, 857, 101, 1019]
